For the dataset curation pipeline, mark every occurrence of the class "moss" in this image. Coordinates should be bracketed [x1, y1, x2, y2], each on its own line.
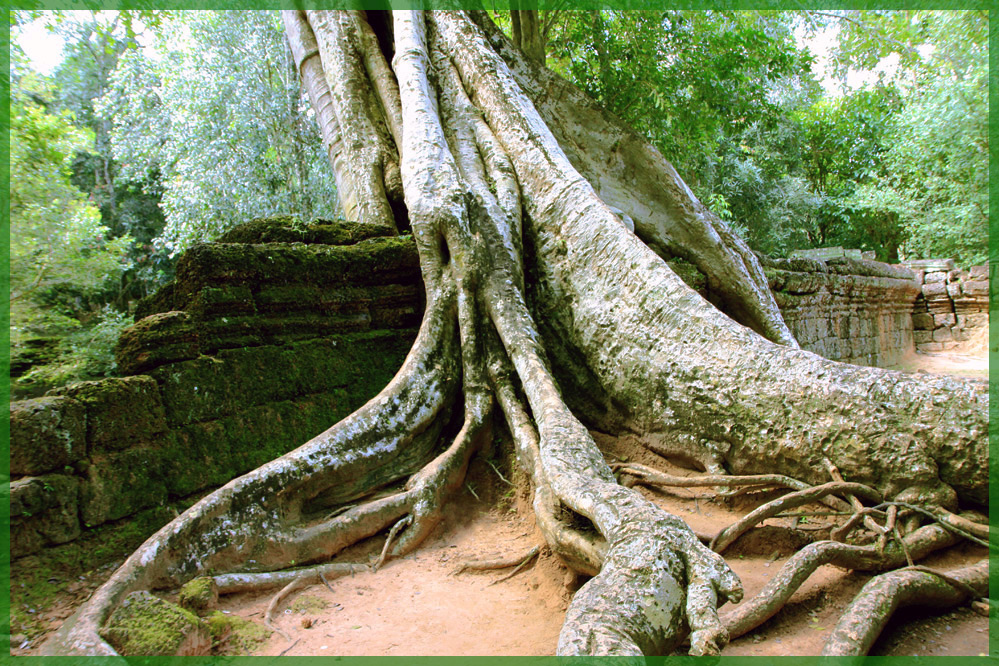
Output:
[205, 611, 272, 655]
[216, 215, 394, 245]
[179, 577, 219, 614]
[10, 500, 192, 641]
[288, 594, 329, 614]
[103, 591, 211, 656]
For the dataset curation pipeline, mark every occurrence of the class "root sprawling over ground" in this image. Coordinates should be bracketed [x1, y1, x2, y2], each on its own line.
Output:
[42, 10, 988, 657]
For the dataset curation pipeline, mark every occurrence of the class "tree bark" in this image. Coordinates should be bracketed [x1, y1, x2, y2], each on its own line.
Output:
[42, 10, 988, 658]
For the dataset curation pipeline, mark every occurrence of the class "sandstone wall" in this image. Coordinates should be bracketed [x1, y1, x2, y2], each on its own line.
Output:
[761, 255, 921, 367]
[902, 259, 990, 352]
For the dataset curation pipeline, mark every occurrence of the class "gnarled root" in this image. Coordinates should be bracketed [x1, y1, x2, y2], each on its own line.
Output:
[821, 560, 988, 656]
[722, 524, 959, 640]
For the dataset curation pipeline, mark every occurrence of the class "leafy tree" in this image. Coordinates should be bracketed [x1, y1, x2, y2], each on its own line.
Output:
[814, 10, 988, 266]
[102, 11, 340, 255]
[9, 72, 131, 357]
[51, 11, 986, 659]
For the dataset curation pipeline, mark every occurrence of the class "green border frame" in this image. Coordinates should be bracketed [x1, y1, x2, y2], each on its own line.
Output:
[3, 1, 995, 663]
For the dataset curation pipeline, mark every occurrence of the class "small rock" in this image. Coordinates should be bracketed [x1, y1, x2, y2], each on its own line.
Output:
[301, 618, 313, 629]
[178, 577, 219, 615]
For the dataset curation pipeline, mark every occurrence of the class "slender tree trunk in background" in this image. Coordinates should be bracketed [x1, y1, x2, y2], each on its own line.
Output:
[42, 10, 987, 658]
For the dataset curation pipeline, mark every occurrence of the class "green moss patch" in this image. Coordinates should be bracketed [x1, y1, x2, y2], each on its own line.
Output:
[103, 591, 211, 656]
[205, 611, 272, 655]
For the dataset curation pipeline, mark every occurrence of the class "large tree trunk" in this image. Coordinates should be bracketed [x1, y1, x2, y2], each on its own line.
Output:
[43, 10, 987, 657]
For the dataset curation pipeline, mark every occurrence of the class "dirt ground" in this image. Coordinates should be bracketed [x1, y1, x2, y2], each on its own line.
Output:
[13, 337, 991, 657]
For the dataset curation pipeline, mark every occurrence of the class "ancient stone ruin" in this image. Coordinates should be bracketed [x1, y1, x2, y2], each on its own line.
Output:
[8, 221, 989, 558]
[903, 258, 989, 352]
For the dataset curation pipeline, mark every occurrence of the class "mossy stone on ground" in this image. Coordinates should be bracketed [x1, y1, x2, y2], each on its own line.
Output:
[102, 591, 211, 656]
[49, 376, 168, 453]
[205, 611, 272, 655]
[179, 577, 219, 614]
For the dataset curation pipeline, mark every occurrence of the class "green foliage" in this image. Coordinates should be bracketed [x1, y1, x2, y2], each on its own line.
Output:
[829, 11, 989, 266]
[18, 306, 133, 389]
[102, 11, 340, 255]
[9, 76, 131, 346]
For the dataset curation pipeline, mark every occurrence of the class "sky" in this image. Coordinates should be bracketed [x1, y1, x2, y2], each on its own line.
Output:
[14, 10, 917, 95]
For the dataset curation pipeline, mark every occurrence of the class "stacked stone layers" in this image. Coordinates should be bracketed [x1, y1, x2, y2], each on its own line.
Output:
[9, 218, 421, 558]
[904, 259, 989, 352]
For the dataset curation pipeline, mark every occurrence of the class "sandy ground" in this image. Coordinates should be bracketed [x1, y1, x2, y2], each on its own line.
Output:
[16, 338, 991, 657]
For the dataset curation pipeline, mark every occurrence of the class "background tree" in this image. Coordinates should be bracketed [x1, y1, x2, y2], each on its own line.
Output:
[102, 10, 340, 256]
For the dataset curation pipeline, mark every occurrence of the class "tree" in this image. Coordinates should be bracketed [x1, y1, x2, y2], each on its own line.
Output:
[102, 10, 340, 256]
[44, 11, 987, 657]
[9, 67, 131, 354]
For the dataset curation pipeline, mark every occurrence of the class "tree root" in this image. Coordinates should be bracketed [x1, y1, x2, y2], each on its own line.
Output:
[821, 559, 988, 656]
[711, 481, 882, 554]
[454, 545, 541, 575]
[721, 524, 959, 640]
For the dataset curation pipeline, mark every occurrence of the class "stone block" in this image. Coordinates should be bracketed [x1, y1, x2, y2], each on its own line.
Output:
[946, 282, 962, 299]
[911, 313, 934, 330]
[923, 271, 947, 284]
[80, 448, 169, 527]
[933, 313, 956, 328]
[913, 330, 934, 344]
[917, 341, 946, 352]
[9, 396, 86, 476]
[103, 591, 211, 656]
[969, 265, 988, 279]
[932, 327, 954, 342]
[10, 474, 81, 557]
[921, 282, 949, 300]
[902, 258, 956, 272]
[50, 376, 168, 453]
[962, 280, 988, 296]
[116, 311, 201, 375]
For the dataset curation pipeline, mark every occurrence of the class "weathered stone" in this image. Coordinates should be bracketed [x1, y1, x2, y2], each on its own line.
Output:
[968, 265, 988, 279]
[962, 280, 988, 296]
[933, 313, 956, 328]
[946, 282, 963, 299]
[50, 376, 168, 453]
[9, 396, 86, 476]
[932, 327, 955, 342]
[179, 577, 219, 614]
[923, 271, 947, 284]
[921, 283, 949, 300]
[901, 258, 956, 272]
[917, 341, 947, 351]
[10, 475, 80, 557]
[913, 330, 934, 344]
[790, 246, 844, 260]
[115, 311, 201, 375]
[80, 448, 169, 527]
[911, 313, 934, 330]
[102, 591, 211, 656]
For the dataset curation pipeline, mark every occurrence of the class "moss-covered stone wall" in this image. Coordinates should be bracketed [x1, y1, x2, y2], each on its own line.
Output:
[9, 217, 420, 558]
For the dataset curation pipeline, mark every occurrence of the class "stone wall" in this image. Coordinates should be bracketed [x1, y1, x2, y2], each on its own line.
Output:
[761, 255, 921, 367]
[9, 218, 421, 558]
[903, 259, 989, 352]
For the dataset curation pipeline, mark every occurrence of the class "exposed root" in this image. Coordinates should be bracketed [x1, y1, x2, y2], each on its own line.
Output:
[722, 524, 959, 640]
[821, 559, 988, 656]
[488, 548, 541, 585]
[213, 563, 369, 595]
[373, 515, 412, 571]
[455, 545, 541, 575]
[711, 481, 882, 554]
[613, 462, 815, 493]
